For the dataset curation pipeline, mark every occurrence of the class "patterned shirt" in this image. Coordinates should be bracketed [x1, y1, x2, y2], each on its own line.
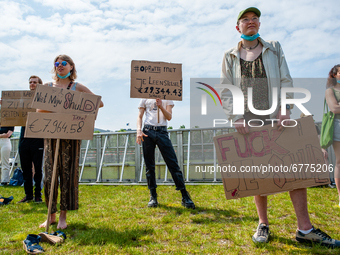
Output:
[240, 53, 269, 112]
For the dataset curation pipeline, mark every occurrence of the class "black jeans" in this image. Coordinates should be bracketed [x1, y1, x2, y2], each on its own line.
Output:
[142, 125, 185, 191]
[19, 138, 44, 198]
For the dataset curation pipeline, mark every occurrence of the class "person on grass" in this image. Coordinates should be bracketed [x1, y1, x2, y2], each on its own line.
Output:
[325, 64, 340, 207]
[0, 127, 13, 186]
[136, 98, 195, 209]
[18, 75, 44, 203]
[39, 54, 104, 229]
[220, 7, 340, 247]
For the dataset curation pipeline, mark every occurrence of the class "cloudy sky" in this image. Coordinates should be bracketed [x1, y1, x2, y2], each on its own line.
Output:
[1, 0, 339, 131]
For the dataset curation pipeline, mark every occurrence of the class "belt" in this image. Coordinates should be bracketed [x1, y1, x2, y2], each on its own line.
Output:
[144, 125, 167, 131]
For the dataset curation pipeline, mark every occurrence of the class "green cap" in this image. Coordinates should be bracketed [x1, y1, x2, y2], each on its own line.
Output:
[237, 7, 261, 22]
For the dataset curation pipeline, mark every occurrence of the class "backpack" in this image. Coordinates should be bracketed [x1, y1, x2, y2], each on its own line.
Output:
[8, 168, 24, 186]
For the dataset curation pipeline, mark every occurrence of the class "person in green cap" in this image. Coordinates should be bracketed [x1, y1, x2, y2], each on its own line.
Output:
[219, 7, 340, 248]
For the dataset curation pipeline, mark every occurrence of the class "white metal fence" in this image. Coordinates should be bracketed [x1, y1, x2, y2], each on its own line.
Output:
[6, 123, 335, 184]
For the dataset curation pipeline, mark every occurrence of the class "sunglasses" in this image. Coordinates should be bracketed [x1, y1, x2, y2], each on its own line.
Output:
[55, 61, 68, 67]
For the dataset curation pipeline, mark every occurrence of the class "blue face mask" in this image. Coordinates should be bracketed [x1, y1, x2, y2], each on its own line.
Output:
[57, 72, 71, 79]
[241, 33, 260, 41]
[337, 80, 340, 84]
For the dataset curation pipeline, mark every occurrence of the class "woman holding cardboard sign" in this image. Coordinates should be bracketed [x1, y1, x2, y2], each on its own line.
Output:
[38, 54, 103, 230]
[325, 64, 340, 207]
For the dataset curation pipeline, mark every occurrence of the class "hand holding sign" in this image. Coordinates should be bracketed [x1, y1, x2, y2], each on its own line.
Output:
[131, 60, 182, 123]
[31, 85, 101, 116]
[213, 116, 329, 200]
[130, 60, 183, 101]
[25, 85, 101, 140]
[25, 113, 95, 140]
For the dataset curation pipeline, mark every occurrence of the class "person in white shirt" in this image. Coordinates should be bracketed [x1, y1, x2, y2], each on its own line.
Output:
[136, 98, 195, 208]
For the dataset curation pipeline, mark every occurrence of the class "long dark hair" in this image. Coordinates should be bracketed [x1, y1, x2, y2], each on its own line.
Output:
[326, 64, 340, 88]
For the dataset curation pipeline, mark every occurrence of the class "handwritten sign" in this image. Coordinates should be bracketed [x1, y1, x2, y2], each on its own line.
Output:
[213, 116, 329, 199]
[31, 85, 101, 116]
[130, 60, 182, 100]
[1, 90, 35, 126]
[25, 112, 95, 140]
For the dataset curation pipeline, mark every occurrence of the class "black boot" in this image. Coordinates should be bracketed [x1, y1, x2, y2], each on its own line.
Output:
[148, 189, 158, 207]
[34, 193, 42, 203]
[181, 189, 195, 209]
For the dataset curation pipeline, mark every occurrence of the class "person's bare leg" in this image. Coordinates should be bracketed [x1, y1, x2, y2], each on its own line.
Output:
[254, 195, 269, 224]
[57, 210, 67, 229]
[332, 142, 340, 204]
[335, 177, 340, 204]
[289, 188, 312, 230]
[39, 213, 57, 228]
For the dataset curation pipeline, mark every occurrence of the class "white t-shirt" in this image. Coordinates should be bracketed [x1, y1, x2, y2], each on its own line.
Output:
[138, 99, 174, 126]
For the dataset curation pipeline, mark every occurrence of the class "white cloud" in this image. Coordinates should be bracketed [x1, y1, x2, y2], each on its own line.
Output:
[33, 0, 97, 11]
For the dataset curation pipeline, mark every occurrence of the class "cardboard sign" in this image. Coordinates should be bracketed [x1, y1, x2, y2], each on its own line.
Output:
[130, 60, 182, 101]
[30, 85, 101, 116]
[1, 90, 35, 127]
[25, 112, 95, 140]
[213, 116, 330, 199]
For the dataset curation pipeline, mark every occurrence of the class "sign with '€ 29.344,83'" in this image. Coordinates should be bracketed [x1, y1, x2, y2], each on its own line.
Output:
[24, 84, 101, 140]
[130, 60, 182, 101]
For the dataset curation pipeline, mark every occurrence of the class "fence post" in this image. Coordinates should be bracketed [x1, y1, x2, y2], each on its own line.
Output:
[97, 135, 108, 182]
[213, 129, 217, 182]
[119, 134, 129, 182]
[135, 136, 141, 183]
[96, 135, 102, 182]
[186, 131, 191, 182]
[79, 140, 90, 182]
[177, 130, 183, 172]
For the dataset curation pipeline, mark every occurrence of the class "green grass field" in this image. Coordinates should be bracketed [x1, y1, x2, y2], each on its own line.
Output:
[0, 184, 339, 254]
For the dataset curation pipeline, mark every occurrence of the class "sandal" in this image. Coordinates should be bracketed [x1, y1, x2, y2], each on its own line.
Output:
[23, 234, 44, 254]
[0, 196, 13, 205]
[38, 230, 66, 245]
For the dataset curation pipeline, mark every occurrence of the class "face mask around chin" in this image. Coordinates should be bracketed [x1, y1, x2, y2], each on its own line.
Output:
[241, 33, 260, 41]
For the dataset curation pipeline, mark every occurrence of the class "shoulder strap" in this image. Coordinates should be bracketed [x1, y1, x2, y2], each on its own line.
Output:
[66, 82, 73, 90]
[331, 88, 340, 103]
[324, 98, 329, 113]
[323, 88, 338, 113]
[324, 88, 336, 114]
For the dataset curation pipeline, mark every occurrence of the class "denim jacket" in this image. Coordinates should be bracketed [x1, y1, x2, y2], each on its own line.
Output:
[220, 37, 293, 122]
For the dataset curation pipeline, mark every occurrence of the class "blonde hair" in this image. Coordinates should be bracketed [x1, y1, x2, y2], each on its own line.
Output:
[51, 54, 77, 81]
